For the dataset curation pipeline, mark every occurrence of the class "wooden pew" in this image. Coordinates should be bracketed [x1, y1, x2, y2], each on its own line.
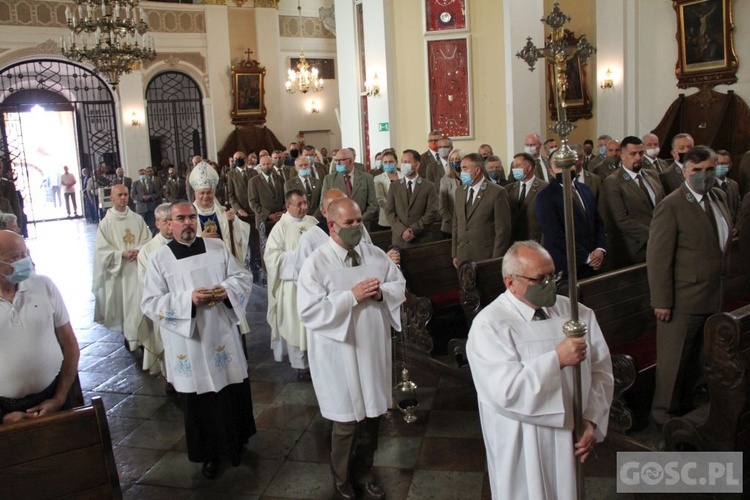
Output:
[458, 257, 504, 327]
[0, 396, 122, 499]
[369, 229, 392, 252]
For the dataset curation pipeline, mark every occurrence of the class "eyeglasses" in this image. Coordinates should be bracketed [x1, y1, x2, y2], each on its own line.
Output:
[513, 272, 562, 287]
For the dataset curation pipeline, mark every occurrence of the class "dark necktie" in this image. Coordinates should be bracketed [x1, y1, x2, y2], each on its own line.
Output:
[636, 174, 654, 209]
[719, 181, 728, 194]
[407, 180, 413, 201]
[518, 182, 527, 206]
[702, 195, 720, 244]
[304, 179, 312, 198]
[344, 174, 353, 197]
[347, 249, 360, 267]
[268, 175, 274, 190]
[532, 309, 549, 321]
[466, 187, 474, 210]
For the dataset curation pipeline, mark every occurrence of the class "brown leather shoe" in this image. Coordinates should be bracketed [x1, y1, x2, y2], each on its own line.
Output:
[333, 478, 356, 499]
[362, 481, 386, 500]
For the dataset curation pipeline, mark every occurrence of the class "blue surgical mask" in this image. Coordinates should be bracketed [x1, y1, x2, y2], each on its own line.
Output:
[336, 164, 347, 174]
[512, 168, 525, 180]
[140, 175, 147, 181]
[307, 155, 316, 164]
[599, 145, 606, 155]
[460, 172, 473, 186]
[1, 256, 33, 284]
[401, 163, 414, 177]
[715, 165, 729, 178]
[383, 163, 396, 174]
[298, 168, 311, 178]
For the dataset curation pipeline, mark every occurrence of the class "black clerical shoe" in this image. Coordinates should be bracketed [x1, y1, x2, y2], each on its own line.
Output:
[202, 460, 220, 480]
[362, 481, 386, 500]
[297, 369, 312, 381]
[333, 478, 356, 499]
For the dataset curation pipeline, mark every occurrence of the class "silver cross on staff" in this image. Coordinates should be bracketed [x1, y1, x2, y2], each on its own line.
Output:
[515, 3, 596, 500]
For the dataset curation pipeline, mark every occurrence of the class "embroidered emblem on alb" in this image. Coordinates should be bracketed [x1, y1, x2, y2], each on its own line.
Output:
[203, 219, 218, 234]
[214, 345, 232, 368]
[158, 308, 178, 326]
[237, 292, 247, 305]
[298, 225, 307, 234]
[175, 354, 192, 375]
[123, 228, 136, 247]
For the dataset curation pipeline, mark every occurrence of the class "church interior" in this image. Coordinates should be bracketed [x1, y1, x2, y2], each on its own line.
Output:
[1, 0, 750, 498]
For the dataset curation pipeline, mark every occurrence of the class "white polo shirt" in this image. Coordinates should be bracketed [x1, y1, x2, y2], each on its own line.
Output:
[0, 275, 70, 398]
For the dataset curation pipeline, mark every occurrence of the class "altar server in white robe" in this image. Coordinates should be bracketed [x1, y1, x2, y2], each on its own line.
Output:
[466, 240, 613, 500]
[93, 184, 151, 351]
[297, 197, 406, 500]
[141, 201, 256, 479]
[264, 188, 319, 375]
[136, 203, 172, 375]
[189, 161, 251, 335]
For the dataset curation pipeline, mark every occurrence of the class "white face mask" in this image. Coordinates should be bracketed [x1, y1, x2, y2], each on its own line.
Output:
[401, 163, 414, 177]
[645, 147, 660, 158]
[524, 145, 538, 156]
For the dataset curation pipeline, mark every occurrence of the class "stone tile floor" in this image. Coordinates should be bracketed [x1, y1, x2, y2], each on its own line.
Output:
[25, 219, 624, 499]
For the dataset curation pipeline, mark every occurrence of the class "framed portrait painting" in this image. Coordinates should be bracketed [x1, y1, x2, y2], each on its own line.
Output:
[674, 0, 738, 89]
[231, 55, 267, 125]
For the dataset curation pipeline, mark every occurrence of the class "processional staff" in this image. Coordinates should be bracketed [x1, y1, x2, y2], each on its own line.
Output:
[515, 3, 596, 499]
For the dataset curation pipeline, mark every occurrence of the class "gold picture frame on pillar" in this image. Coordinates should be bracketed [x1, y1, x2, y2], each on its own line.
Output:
[674, 0, 738, 89]
[231, 50, 267, 125]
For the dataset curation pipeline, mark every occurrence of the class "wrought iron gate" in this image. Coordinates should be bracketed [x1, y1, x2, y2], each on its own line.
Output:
[146, 71, 206, 172]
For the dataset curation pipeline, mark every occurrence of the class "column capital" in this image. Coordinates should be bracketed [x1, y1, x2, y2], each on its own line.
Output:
[254, 0, 280, 8]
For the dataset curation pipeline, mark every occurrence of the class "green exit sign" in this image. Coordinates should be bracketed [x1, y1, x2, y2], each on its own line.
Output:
[378, 122, 389, 132]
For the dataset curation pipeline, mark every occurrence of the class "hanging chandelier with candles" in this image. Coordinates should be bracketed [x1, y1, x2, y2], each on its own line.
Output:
[285, 1, 323, 94]
[61, 0, 156, 88]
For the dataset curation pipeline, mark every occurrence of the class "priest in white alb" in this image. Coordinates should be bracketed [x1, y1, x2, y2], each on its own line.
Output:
[189, 161, 252, 335]
[136, 203, 172, 375]
[466, 240, 613, 500]
[93, 183, 151, 351]
[141, 201, 256, 480]
[263, 188, 319, 377]
[297, 197, 406, 499]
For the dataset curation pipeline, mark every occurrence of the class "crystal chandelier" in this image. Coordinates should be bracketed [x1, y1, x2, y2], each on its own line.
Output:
[285, 1, 323, 94]
[61, 0, 156, 88]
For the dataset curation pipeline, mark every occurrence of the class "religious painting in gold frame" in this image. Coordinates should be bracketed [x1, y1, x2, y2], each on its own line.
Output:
[674, 0, 738, 89]
[545, 30, 592, 122]
[231, 52, 267, 125]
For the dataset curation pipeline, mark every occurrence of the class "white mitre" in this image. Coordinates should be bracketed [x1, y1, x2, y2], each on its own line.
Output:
[189, 161, 219, 191]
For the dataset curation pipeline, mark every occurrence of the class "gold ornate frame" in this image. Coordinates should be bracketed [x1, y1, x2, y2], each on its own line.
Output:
[674, 0, 738, 89]
[231, 52, 267, 125]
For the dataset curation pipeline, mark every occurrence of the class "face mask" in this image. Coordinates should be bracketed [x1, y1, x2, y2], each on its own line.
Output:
[401, 163, 414, 177]
[274, 159, 284, 168]
[336, 225, 362, 249]
[298, 168, 311, 178]
[677, 152, 687, 165]
[450, 160, 461, 172]
[336, 164, 347, 174]
[646, 147, 660, 158]
[688, 170, 715, 194]
[438, 147, 450, 159]
[523, 278, 557, 308]
[374, 159, 382, 169]
[548, 146, 558, 154]
[290, 149, 299, 159]
[524, 146, 537, 156]
[139, 175, 146, 181]
[598, 145, 606, 156]
[1, 257, 33, 284]
[460, 172, 473, 186]
[262, 167, 274, 176]
[488, 170, 503, 181]
[383, 163, 396, 174]
[307, 155, 316, 165]
[715, 165, 729, 178]
[234, 158, 246, 167]
[512, 168, 525, 180]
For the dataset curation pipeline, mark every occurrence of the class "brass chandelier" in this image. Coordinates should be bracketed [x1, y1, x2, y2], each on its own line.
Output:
[62, 0, 156, 87]
[285, 0, 323, 94]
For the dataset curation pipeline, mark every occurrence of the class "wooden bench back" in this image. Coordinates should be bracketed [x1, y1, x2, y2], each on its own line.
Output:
[0, 397, 122, 499]
[399, 239, 457, 299]
[369, 230, 392, 252]
[458, 257, 504, 326]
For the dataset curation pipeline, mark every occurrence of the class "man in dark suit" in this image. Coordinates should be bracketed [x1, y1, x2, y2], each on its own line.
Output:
[740, 150, 750, 197]
[285, 156, 323, 221]
[505, 152, 547, 243]
[423, 135, 451, 186]
[484, 155, 507, 185]
[420, 130, 442, 184]
[452, 153, 512, 267]
[572, 145, 602, 201]
[113, 167, 134, 210]
[322, 149, 379, 228]
[659, 132, 694, 195]
[642, 133, 670, 173]
[647, 145, 733, 425]
[301, 145, 328, 180]
[164, 167, 187, 203]
[536, 155, 607, 278]
[599, 136, 665, 268]
[524, 132, 550, 183]
[132, 168, 162, 232]
[585, 134, 612, 174]
[226, 151, 257, 223]
[385, 149, 438, 247]
[715, 149, 741, 225]
[591, 139, 621, 179]
[248, 155, 285, 229]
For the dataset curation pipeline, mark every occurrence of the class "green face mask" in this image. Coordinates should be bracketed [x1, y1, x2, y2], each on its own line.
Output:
[336, 225, 362, 249]
[523, 278, 558, 308]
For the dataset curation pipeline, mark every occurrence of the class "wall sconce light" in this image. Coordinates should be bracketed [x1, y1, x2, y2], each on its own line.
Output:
[600, 68, 614, 90]
[308, 100, 320, 114]
[130, 111, 141, 127]
[363, 73, 380, 97]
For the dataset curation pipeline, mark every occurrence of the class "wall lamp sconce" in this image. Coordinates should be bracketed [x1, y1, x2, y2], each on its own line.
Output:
[362, 73, 380, 97]
[600, 68, 614, 90]
[130, 111, 141, 127]
[308, 100, 320, 114]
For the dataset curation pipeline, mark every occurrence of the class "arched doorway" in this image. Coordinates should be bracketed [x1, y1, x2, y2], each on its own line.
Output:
[145, 71, 206, 175]
[0, 59, 119, 227]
